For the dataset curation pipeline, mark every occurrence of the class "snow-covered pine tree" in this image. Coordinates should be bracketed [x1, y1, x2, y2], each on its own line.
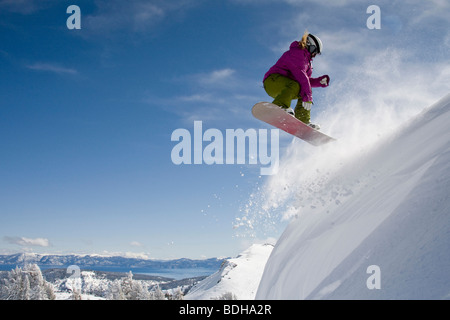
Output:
[26, 264, 46, 299]
[2, 267, 21, 299]
[149, 283, 165, 300]
[106, 279, 125, 300]
[22, 273, 31, 300]
[105, 271, 150, 300]
[214, 292, 237, 300]
[120, 271, 134, 299]
[1, 264, 55, 300]
[71, 289, 82, 300]
[170, 287, 184, 300]
[133, 280, 150, 300]
[1, 266, 30, 300]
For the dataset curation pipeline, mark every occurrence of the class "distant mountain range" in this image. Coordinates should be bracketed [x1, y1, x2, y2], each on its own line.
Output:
[0, 253, 225, 270]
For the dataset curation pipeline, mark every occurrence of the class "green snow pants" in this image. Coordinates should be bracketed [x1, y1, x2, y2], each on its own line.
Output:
[263, 73, 310, 123]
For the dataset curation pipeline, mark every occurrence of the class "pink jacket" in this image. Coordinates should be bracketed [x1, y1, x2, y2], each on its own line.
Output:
[264, 41, 328, 102]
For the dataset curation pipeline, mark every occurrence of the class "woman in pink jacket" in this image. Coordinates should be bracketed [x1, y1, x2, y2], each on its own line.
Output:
[263, 32, 330, 129]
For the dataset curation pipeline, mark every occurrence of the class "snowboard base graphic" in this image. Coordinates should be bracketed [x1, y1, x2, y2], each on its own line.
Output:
[252, 102, 336, 146]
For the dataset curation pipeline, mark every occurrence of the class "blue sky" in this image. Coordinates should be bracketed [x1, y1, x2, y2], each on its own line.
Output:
[1, 0, 449, 259]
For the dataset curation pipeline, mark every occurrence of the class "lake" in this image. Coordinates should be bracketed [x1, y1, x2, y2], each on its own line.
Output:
[0, 264, 218, 280]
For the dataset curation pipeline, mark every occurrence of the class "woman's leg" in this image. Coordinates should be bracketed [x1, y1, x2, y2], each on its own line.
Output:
[294, 102, 311, 124]
[263, 74, 300, 109]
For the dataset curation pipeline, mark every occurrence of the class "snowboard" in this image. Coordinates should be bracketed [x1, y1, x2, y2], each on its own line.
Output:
[252, 102, 336, 146]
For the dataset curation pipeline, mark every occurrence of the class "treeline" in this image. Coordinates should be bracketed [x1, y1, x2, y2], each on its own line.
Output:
[0, 264, 184, 300]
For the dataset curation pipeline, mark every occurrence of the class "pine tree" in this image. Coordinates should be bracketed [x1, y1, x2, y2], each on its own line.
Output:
[105, 271, 152, 300]
[22, 275, 31, 300]
[24, 264, 56, 300]
[1, 264, 55, 300]
[71, 289, 82, 300]
[106, 279, 125, 300]
[133, 280, 150, 300]
[121, 271, 152, 300]
[45, 281, 56, 300]
[214, 292, 237, 300]
[2, 266, 25, 300]
[171, 287, 184, 300]
[150, 283, 165, 300]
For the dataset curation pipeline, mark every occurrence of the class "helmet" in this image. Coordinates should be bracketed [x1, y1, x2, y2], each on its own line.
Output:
[307, 34, 323, 55]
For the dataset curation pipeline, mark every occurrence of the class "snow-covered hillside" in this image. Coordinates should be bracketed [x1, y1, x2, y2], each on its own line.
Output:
[186, 244, 273, 300]
[256, 93, 450, 299]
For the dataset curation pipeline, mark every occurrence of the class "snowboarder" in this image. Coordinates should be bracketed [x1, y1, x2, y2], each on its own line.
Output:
[263, 31, 330, 130]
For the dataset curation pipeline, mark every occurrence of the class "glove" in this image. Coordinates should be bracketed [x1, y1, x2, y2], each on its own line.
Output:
[319, 75, 330, 87]
[302, 101, 312, 111]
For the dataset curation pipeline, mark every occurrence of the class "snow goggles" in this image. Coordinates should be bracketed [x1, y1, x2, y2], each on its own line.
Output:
[307, 35, 321, 55]
[308, 44, 319, 55]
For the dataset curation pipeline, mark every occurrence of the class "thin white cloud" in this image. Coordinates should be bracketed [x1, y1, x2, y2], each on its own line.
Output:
[129, 241, 144, 247]
[4, 236, 51, 247]
[189, 68, 238, 89]
[168, 68, 238, 110]
[205, 68, 236, 83]
[160, 66, 262, 124]
[179, 93, 218, 103]
[230, 0, 361, 8]
[132, 3, 165, 31]
[83, 0, 201, 37]
[408, 0, 450, 25]
[27, 63, 78, 75]
[98, 250, 151, 259]
[85, 1, 164, 34]
[122, 252, 150, 259]
[0, 0, 53, 14]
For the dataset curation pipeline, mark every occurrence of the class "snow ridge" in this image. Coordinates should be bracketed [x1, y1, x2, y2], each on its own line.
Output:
[256, 93, 450, 299]
[186, 244, 273, 300]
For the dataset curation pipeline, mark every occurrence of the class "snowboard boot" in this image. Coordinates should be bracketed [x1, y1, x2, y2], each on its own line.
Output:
[307, 123, 321, 130]
[272, 102, 295, 116]
[284, 107, 295, 116]
[294, 106, 321, 130]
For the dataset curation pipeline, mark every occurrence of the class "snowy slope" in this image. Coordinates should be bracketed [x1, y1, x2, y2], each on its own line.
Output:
[186, 244, 273, 300]
[256, 93, 450, 299]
